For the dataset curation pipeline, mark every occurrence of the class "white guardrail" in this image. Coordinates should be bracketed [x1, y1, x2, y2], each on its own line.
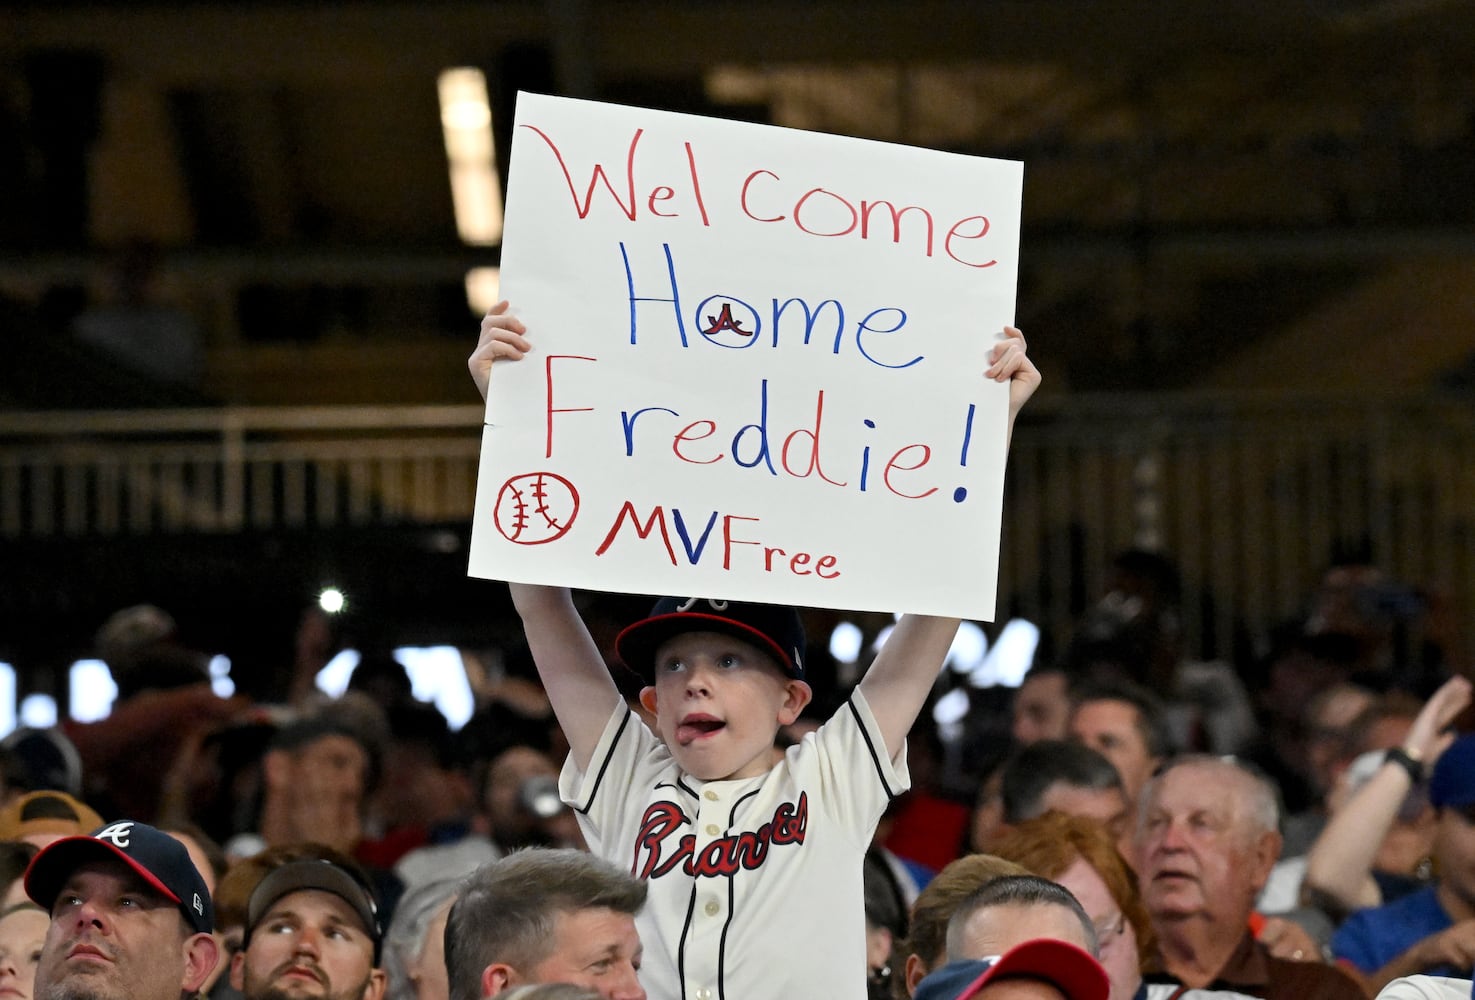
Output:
[4, 393, 1475, 666]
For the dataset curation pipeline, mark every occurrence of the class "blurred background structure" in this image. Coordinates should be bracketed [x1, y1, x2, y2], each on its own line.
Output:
[3, 0, 1475, 723]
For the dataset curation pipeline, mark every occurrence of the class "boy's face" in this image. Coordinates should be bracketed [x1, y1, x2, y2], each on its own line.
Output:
[639, 630, 811, 782]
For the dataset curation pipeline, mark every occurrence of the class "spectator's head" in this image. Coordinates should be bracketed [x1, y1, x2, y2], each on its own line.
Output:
[261, 705, 383, 853]
[494, 988, 599, 1000]
[894, 854, 1030, 997]
[616, 597, 812, 782]
[94, 604, 209, 699]
[1068, 681, 1172, 809]
[1429, 734, 1475, 911]
[913, 939, 1108, 1000]
[1000, 742, 1130, 853]
[230, 858, 384, 1000]
[988, 813, 1153, 1000]
[1135, 756, 1281, 932]
[26, 819, 219, 1000]
[375, 702, 472, 835]
[0, 902, 48, 1000]
[0, 843, 38, 911]
[214, 844, 352, 968]
[384, 878, 459, 1000]
[945, 876, 1097, 963]
[445, 848, 646, 1000]
[0, 791, 104, 850]
[864, 849, 909, 998]
[1302, 682, 1377, 798]
[480, 747, 568, 850]
[1011, 668, 1071, 746]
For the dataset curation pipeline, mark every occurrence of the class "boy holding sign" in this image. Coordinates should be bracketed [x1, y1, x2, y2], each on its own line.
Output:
[471, 301, 1039, 1000]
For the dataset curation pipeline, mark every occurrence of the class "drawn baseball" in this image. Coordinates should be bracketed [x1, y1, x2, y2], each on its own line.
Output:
[494, 472, 580, 544]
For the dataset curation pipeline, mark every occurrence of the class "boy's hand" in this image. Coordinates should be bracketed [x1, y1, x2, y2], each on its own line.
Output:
[469, 300, 531, 402]
[987, 326, 1041, 418]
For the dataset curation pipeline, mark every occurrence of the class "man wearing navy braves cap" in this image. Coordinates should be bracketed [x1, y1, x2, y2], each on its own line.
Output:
[26, 819, 220, 1000]
[231, 857, 385, 1000]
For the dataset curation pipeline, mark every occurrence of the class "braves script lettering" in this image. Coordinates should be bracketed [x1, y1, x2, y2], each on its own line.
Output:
[633, 792, 808, 879]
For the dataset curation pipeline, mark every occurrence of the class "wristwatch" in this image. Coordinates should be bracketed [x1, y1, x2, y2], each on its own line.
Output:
[1384, 745, 1424, 783]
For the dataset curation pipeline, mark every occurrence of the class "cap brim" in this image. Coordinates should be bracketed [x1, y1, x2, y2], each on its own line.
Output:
[248, 861, 380, 943]
[960, 939, 1109, 1000]
[615, 612, 796, 681]
[26, 836, 183, 912]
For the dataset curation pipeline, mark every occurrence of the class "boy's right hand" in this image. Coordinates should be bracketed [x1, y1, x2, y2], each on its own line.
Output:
[469, 300, 530, 401]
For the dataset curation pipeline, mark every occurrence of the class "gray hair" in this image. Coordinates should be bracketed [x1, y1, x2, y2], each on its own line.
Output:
[1142, 754, 1281, 835]
[384, 877, 461, 1000]
[945, 874, 1098, 960]
[444, 849, 646, 1000]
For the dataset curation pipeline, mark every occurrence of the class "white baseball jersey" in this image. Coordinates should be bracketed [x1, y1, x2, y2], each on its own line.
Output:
[560, 689, 909, 1000]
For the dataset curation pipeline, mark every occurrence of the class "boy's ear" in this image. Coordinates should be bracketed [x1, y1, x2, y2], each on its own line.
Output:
[639, 686, 658, 716]
[777, 680, 812, 725]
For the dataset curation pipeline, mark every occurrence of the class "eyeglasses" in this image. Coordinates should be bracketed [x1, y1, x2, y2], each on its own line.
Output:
[1093, 911, 1127, 949]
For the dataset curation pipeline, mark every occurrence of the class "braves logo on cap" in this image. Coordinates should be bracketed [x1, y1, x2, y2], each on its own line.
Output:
[94, 821, 134, 847]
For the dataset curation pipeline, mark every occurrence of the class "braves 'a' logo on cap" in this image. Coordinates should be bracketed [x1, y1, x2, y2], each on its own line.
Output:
[94, 821, 134, 847]
[676, 597, 729, 612]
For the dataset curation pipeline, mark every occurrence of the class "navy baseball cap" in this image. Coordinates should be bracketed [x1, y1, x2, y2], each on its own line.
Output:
[25, 819, 213, 934]
[913, 940, 1109, 1000]
[1430, 733, 1475, 810]
[245, 859, 382, 961]
[615, 597, 806, 681]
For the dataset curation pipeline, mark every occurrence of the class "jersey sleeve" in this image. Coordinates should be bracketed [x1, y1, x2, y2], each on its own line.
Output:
[798, 688, 911, 847]
[558, 703, 668, 856]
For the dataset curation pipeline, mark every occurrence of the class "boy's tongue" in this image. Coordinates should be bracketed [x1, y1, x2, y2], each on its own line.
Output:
[678, 715, 725, 742]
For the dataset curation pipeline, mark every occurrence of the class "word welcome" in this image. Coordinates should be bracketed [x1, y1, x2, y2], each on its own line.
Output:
[523, 125, 1000, 270]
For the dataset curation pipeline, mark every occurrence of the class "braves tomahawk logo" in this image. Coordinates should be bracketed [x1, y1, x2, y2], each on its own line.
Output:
[633, 793, 808, 879]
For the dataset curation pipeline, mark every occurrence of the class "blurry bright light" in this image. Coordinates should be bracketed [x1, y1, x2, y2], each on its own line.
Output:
[315, 646, 474, 730]
[946, 621, 988, 674]
[68, 658, 117, 722]
[828, 621, 863, 664]
[0, 663, 14, 737]
[319, 588, 346, 614]
[396, 646, 475, 730]
[465, 267, 502, 315]
[969, 618, 1041, 688]
[438, 67, 504, 248]
[208, 654, 236, 698]
[316, 649, 361, 697]
[932, 686, 971, 726]
[20, 694, 57, 729]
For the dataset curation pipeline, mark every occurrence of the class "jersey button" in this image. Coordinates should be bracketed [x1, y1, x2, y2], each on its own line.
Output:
[704, 824, 720, 836]
[702, 790, 719, 801]
[704, 899, 720, 917]
[695, 989, 713, 1000]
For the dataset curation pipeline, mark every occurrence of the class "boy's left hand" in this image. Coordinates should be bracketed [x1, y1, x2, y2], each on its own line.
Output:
[986, 326, 1041, 417]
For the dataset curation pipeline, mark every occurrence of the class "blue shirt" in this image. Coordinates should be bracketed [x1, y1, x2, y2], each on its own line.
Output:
[1332, 885, 1455, 974]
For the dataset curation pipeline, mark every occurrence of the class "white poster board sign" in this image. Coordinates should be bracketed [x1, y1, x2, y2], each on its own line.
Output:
[469, 92, 1023, 619]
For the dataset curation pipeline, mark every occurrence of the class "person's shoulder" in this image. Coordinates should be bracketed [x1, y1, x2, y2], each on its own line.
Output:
[1375, 977, 1474, 1000]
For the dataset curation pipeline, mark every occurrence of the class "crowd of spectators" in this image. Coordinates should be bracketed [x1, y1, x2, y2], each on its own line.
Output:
[0, 543, 1470, 1000]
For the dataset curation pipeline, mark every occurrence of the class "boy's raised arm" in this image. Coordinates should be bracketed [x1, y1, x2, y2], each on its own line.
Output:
[509, 582, 627, 771]
[473, 303, 626, 771]
[859, 326, 1040, 759]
